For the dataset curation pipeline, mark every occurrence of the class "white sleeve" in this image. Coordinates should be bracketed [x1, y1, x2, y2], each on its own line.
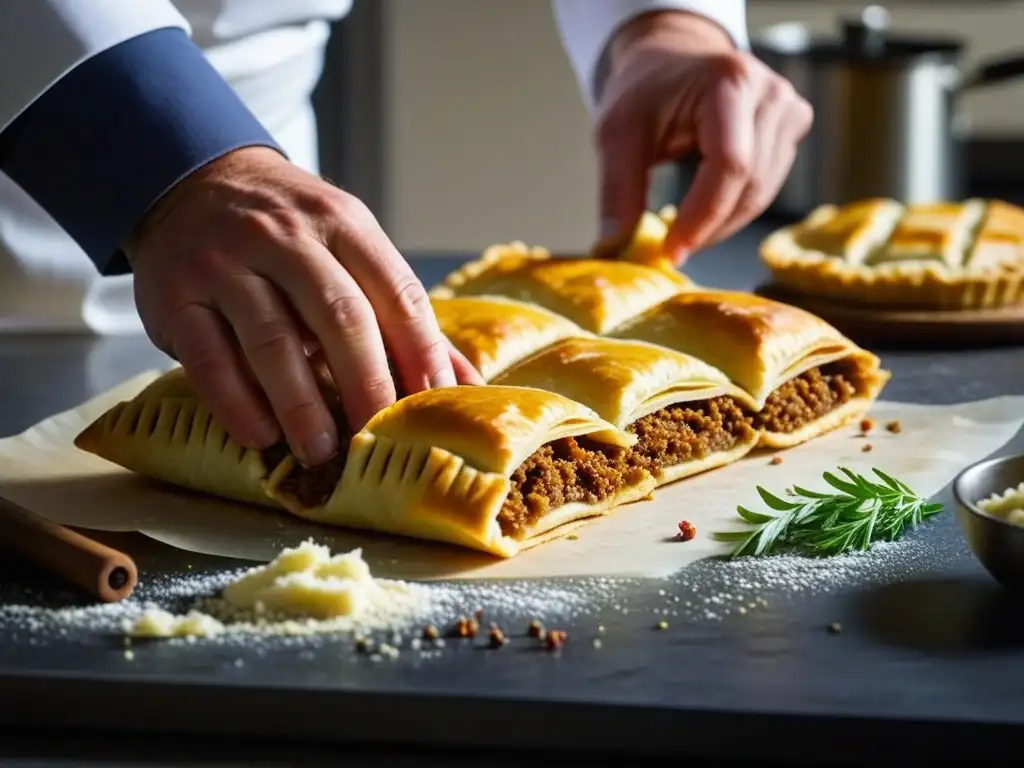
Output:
[0, 0, 191, 132]
[552, 0, 749, 112]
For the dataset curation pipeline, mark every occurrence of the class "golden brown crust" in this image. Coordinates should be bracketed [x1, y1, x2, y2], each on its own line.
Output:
[263, 385, 655, 558]
[73, 367, 276, 507]
[607, 289, 890, 446]
[431, 295, 589, 381]
[429, 240, 695, 333]
[491, 335, 756, 426]
[759, 198, 1024, 309]
[590, 205, 679, 273]
[491, 336, 761, 486]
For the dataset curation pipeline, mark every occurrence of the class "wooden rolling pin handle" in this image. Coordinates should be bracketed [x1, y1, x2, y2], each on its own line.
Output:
[0, 498, 138, 603]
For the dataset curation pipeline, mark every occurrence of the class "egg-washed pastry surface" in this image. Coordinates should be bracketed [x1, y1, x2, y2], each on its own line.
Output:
[589, 205, 679, 272]
[492, 336, 759, 486]
[429, 240, 694, 334]
[759, 197, 1024, 309]
[431, 295, 589, 381]
[606, 289, 890, 448]
[76, 372, 656, 559]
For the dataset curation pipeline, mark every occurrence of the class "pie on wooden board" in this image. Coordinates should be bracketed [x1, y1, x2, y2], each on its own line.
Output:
[758, 198, 1024, 310]
[75, 233, 890, 558]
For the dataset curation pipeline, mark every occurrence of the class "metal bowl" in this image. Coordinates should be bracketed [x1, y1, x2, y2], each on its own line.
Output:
[953, 452, 1024, 591]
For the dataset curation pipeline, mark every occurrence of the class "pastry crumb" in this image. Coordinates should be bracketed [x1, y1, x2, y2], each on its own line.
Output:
[861, 443, 873, 453]
[859, 418, 875, 434]
[769, 455, 783, 465]
[885, 420, 902, 434]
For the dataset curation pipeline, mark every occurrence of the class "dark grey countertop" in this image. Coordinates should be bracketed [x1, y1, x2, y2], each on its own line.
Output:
[1, 220, 1023, 765]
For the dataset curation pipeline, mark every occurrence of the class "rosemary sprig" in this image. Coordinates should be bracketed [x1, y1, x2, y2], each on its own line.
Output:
[713, 467, 944, 558]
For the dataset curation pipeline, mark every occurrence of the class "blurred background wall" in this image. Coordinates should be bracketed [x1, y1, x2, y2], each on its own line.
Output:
[316, 0, 1024, 255]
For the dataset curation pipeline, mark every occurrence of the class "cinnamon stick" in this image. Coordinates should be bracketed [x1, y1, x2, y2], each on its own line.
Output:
[0, 496, 138, 602]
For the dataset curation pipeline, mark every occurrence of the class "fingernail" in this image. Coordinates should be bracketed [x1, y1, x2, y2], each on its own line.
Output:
[304, 431, 338, 465]
[601, 217, 620, 238]
[431, 368, 457, 389]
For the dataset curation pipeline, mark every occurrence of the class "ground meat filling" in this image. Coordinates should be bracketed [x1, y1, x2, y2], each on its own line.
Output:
[259, 442, 349, 509]
[754, 360, 863, 434]
[499, 437, 646, 540]
[626, 396, 755, 473]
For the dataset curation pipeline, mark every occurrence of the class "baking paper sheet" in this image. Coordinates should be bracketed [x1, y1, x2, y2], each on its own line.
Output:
[1, 370, 1021, 581]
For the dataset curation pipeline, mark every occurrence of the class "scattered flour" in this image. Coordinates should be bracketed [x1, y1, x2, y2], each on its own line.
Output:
[0, 531, 942, 656]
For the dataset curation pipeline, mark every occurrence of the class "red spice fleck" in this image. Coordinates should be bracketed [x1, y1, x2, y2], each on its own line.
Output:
[545, 630, 567, 651]
[861, 443, 873, 453]
[488, 624, 507, 648]
[677, 520, 697, 542]
[859, 418, 875, 434]
[769, 455, 783, 465]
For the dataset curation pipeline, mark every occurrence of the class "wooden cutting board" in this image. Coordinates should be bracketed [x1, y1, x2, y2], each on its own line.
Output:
[756, 284, 1024, 349]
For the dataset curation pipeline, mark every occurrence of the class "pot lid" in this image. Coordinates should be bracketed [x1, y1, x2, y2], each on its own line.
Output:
[754, 6, 964, 62]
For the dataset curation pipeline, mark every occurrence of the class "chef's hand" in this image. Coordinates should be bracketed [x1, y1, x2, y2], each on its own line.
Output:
[123, 146, 483, 467]
[597, 11, 814, 264]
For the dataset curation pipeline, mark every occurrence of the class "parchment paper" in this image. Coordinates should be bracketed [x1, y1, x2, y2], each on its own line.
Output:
[2, 370, 1021, 581]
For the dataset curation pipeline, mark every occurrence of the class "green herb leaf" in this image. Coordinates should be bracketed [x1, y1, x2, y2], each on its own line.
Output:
[715, 466, 943, 559]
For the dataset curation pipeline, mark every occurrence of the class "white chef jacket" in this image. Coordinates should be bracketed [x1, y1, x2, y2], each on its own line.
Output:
[0, 0, 747, 335]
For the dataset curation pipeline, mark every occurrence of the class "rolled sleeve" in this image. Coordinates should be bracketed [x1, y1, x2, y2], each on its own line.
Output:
[0, 27, 284, 274]
[552, 0, 750, 112]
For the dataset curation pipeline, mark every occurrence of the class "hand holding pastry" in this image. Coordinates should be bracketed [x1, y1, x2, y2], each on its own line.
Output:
[124, 147, 482, 468]
[595, 10, 814, 265]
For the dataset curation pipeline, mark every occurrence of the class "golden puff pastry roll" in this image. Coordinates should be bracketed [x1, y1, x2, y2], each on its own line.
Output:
[492, 336, 760, 487]
[263, 385, 657, 558]
[429, 240, 695, 334]
[608, 290, 891, 449]
[590, 206, 679, 273]
[431, 294, 590, 381]
[74, 367, 282, 508]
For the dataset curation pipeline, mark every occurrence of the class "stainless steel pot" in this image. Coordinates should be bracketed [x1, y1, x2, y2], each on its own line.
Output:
[752, 5, 1024, 216]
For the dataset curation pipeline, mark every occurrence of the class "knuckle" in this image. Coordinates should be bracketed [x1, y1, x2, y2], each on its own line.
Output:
[391, 277, 431, 321]
[706, 51, 750, 83]
[276, 398, 323, 434]
[794, 96, 815, 131]
[362, 375, 398, 404]
[246, 318, 295, 358]
[596, 108, 633, 149]
[241, 209, 306, 243]
[323, 290, 373, 337]
[719, 151, 753, 181]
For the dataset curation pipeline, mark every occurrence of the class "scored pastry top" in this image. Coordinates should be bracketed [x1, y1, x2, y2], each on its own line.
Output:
[491, 335, 755, 428]
[429, 240, 694, 334]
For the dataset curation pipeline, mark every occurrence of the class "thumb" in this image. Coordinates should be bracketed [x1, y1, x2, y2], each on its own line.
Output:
[596, 114, 652, 242]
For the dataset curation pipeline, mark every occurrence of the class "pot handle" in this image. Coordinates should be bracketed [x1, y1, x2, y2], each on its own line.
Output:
[958, 52, 1024, 93]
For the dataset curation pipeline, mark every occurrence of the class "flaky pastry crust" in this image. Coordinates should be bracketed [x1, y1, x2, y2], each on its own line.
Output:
[491, 336, 760, 485]
[590, 205, 679, 273]
[74, 368, 277, 508]
[428, 240, 694, 334]
[759, 197, 1024, 309]
[262, 385, 656, 558]
[608, 289, 890, 448]
[431, 295, 590, 381]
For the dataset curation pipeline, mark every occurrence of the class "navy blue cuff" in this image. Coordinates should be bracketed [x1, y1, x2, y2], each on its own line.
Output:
[0, 28, 285, 275]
